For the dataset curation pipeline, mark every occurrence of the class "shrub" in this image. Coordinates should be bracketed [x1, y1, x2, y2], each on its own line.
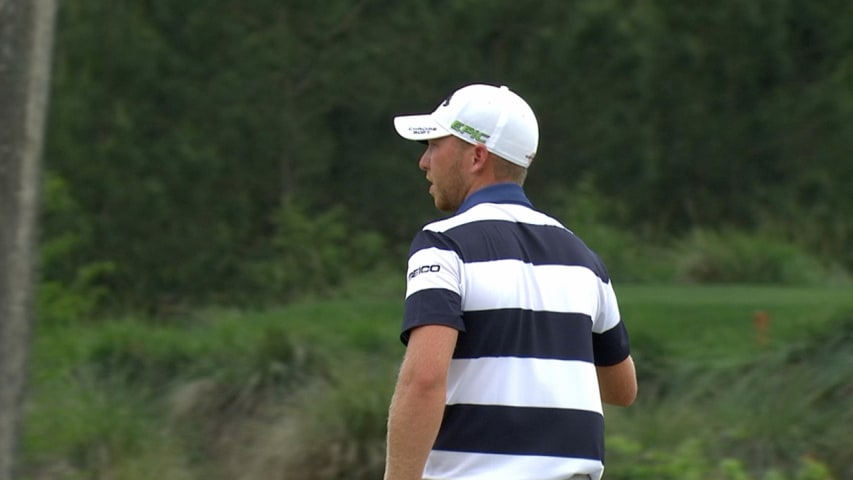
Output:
[232, 359, 393, 480]
[84, 317, 331, 394]
[241, 200, 390, 303]
[606, 436, 835, 480]
[37, 171, 115, 326]
[672, 229, 836, 284]
[606, 310, 852, 479]
[22, 369, 162, 479]
[548, 176, 675, 282]
[164, 353, 391, 480]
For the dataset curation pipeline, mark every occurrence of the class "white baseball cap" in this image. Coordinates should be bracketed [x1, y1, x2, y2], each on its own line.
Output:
[393, 84, 539, 168]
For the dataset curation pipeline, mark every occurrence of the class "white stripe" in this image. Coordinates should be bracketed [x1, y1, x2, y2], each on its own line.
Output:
[424, 450, 603, 480]
[447, 357, 602, 413]
[594, 281, 621, 333]
[404, 241, 623, 336]
[405, 247, 462, 298]
[463, 261, 600, 316]
[426, 203, 566, 233]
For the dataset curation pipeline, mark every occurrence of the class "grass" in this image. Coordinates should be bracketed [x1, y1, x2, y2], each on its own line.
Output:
[607, 284, 852, 479]
[618, 283, 853, 361]
[20, 277, 853, 479]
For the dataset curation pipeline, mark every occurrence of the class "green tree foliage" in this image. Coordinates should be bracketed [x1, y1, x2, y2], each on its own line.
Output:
[38, 172, 114, 325]
[44, 0, 853, 307]
[240, 200, 388, 303]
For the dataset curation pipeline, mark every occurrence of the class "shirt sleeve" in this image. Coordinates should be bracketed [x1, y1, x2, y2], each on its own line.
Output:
[591, 279, 631, 366]
[400, 230, 465, 344]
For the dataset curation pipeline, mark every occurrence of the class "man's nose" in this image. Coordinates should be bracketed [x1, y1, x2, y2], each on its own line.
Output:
[418, 151, 429, 171]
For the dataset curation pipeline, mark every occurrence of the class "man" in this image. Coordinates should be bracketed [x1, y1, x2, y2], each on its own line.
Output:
[384, 83, 637, 480]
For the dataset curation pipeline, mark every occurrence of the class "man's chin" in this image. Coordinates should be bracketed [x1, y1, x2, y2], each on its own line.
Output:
[433, 199, 456, 213]
[429, 191, 457, 212]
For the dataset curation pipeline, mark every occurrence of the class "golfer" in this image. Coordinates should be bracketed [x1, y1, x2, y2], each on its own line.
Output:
[383, 83, 637, 480]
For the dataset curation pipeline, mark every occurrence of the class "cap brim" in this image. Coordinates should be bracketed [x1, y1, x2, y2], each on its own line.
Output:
[394, 114, 450, 142]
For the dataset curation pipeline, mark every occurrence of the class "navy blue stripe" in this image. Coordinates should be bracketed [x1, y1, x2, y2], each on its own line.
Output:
[409, 230, 461, 257]
[416, 220, 610, 283]
[452, 221, 609, 281]
[454, 310, 594, 361]
[593, 321, 631, 366]
[401, 289, 464, 344]
[435, 404, 603, 460]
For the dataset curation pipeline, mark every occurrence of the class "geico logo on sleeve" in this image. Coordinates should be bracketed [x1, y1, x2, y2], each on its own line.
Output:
[408, 264, 441, 280]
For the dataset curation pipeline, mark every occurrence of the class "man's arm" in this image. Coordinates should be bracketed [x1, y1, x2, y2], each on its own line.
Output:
[384, 324, 458, 480]
[596, 355, 637, 406]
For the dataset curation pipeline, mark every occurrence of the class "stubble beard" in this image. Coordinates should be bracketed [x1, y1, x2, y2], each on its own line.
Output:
[432, 168, 466, 212]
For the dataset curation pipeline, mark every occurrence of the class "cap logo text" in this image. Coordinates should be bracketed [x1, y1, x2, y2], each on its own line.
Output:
[409, 126, 438, 135]
[450, 120, 490, 143]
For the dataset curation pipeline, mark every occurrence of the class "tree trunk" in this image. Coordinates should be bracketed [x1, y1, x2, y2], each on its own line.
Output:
[0, 1, 57, 479]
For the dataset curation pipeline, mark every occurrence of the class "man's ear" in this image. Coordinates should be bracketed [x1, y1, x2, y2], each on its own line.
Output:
[470, 143, 490, 173]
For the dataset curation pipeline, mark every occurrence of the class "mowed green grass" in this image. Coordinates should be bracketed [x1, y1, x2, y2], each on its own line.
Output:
[617, 284, 853, 361]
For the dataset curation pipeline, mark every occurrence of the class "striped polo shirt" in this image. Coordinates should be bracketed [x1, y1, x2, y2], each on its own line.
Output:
[402, 182, 630, 480]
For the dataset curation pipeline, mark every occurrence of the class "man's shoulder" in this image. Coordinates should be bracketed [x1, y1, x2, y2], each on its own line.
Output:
[422, 203, 565, 234]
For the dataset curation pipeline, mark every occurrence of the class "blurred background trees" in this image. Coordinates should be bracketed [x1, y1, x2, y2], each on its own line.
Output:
[18, 3, 853, 478]
[41, 0, 853, 314]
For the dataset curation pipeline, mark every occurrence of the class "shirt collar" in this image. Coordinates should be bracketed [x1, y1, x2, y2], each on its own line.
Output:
[456, 182, 533, 214]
